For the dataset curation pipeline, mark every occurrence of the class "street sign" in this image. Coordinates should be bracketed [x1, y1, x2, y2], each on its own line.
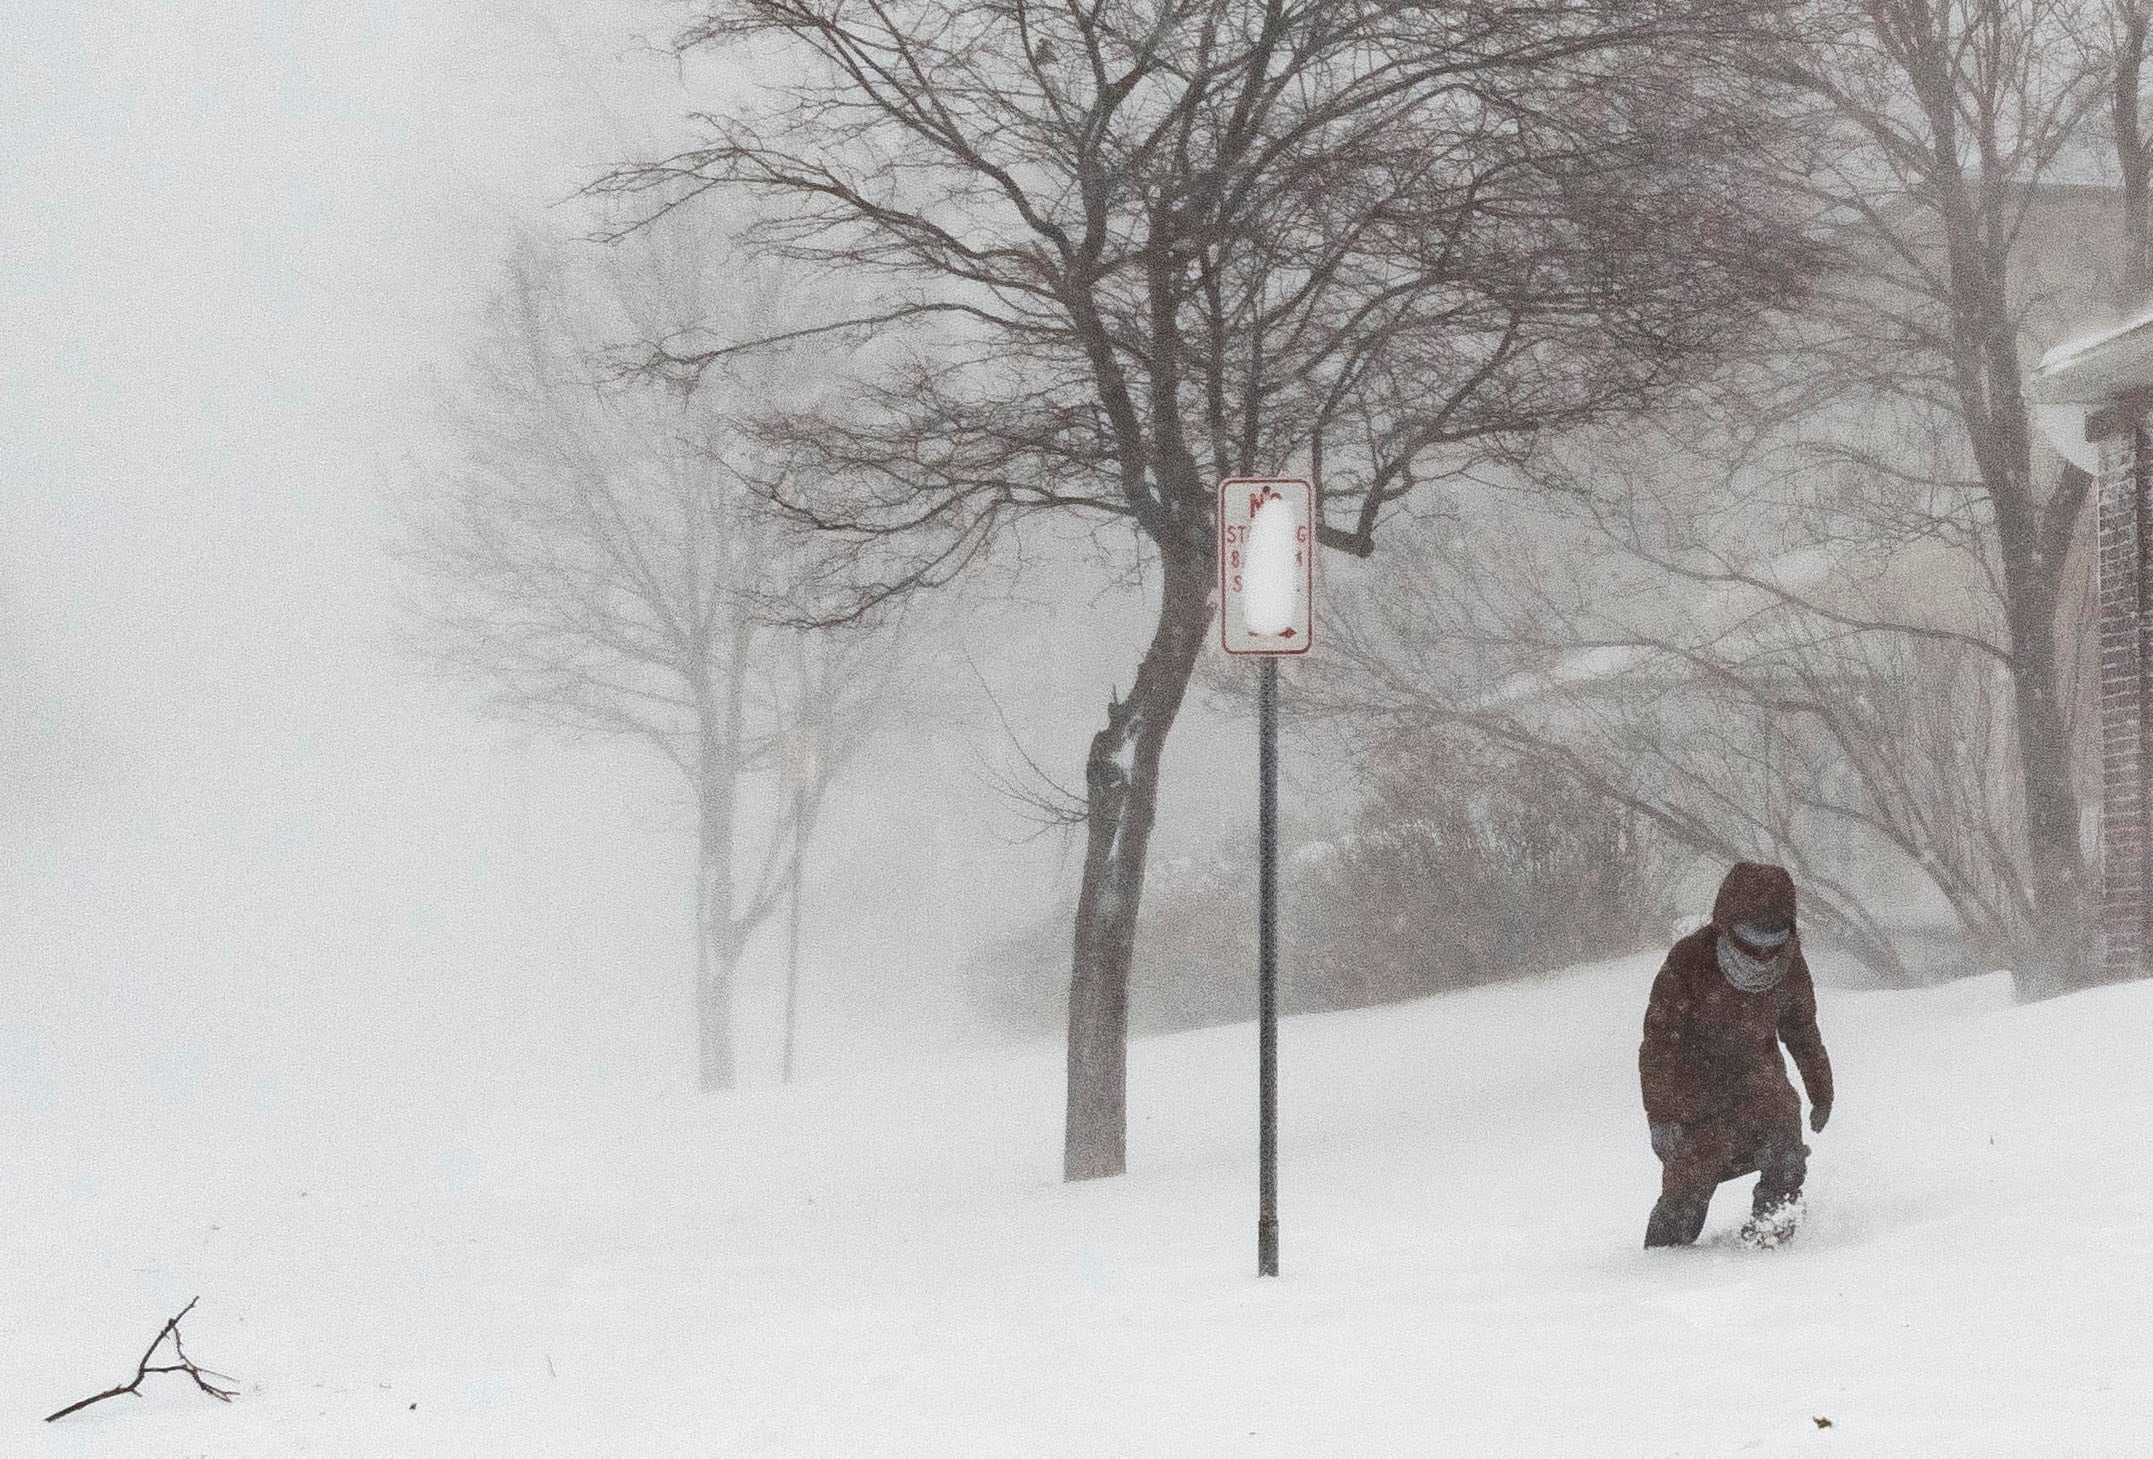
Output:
[1217, 478, 1312, 1276]
[1218, 477, 1314, 655]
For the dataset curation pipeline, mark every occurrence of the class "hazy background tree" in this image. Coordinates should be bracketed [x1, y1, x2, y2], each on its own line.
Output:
[2108, 0, 2153, 294]
[1757, 0, 2114, 992]
[961, 728, 1671, 1039]
[589, 0, 1819, 1178]
[393, 225, 893, 1090]
[1307, 0, 2153, 997]
[1315, 454, 2035, 984]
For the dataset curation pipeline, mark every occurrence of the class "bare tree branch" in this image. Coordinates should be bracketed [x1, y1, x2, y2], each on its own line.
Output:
[45, 1298, 237, 1424]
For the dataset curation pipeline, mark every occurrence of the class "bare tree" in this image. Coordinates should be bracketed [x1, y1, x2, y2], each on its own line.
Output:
[1313, 413, 2047, 984]
[1317, 6, 2153, 983]
[1722, 0, 2128, 993]
[589, 0, 1817, 1176]
[394, 230, 888, 1090]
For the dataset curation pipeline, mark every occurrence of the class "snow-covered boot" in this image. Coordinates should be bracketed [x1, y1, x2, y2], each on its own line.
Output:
[1738, 1194, 1804, 1249]
[1739, 1132, 1808, 1248]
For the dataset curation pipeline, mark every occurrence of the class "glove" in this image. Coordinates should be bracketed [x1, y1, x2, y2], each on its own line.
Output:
[1810, 1100, 1831, 1134]
[1649, 1121, 1684, 1161]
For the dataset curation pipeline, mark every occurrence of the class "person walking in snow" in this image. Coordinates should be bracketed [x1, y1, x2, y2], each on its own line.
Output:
[1638, 861, 1833, 1248]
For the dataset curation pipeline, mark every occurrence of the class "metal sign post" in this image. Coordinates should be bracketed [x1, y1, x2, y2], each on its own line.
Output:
[1218, 477, 1313, 1278]
[1256, 654, 1279, 1277]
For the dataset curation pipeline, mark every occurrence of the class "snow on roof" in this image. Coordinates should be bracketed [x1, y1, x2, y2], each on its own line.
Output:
[2030, 307, 2153, 401]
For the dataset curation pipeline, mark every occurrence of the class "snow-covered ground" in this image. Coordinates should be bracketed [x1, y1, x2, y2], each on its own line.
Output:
[8, 958, 2148, 1457]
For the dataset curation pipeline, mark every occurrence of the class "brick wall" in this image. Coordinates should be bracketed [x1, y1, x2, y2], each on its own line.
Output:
[2096, 407, 2151, 980]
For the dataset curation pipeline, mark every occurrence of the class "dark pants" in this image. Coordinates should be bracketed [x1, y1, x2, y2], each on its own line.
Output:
[1644, 1082, 1807, 1248]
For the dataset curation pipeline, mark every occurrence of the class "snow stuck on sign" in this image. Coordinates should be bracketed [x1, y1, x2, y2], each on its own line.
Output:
[1218, 478, 1313, 654]
[1241, 494, 1299, 637]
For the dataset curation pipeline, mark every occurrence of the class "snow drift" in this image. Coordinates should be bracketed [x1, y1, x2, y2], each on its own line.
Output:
[7, 957, 2148, 1456]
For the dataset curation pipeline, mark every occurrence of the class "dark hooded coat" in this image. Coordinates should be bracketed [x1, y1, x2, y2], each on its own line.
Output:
[1638, 862, 1832, 1191]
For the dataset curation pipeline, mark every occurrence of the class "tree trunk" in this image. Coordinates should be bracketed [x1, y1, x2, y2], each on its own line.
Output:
[2002, 537, 2094, 1000]
[781, 772, 807, 1083]
[695, 629, 750, 1090]
[1977, 412, 2093, 997]
[1064, 552, 1214, 1180]
[692, 607, 757, 1092]
[696, 791, 740, 1091]
[1942, 205, 2095, 996]
[2116, 7, 2151, 302]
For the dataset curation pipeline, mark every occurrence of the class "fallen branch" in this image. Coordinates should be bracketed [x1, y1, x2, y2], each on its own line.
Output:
[44, 1297, 238, 1423]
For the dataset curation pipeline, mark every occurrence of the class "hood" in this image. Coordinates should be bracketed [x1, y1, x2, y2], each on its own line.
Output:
[1710, 861, 1797, 939]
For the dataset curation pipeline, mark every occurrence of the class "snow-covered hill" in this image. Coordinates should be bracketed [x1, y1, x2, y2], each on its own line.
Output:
[8, 959, 2148, 1456]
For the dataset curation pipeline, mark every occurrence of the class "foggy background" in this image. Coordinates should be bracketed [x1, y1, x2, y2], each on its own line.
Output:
[0, 1, 1265, 1113]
